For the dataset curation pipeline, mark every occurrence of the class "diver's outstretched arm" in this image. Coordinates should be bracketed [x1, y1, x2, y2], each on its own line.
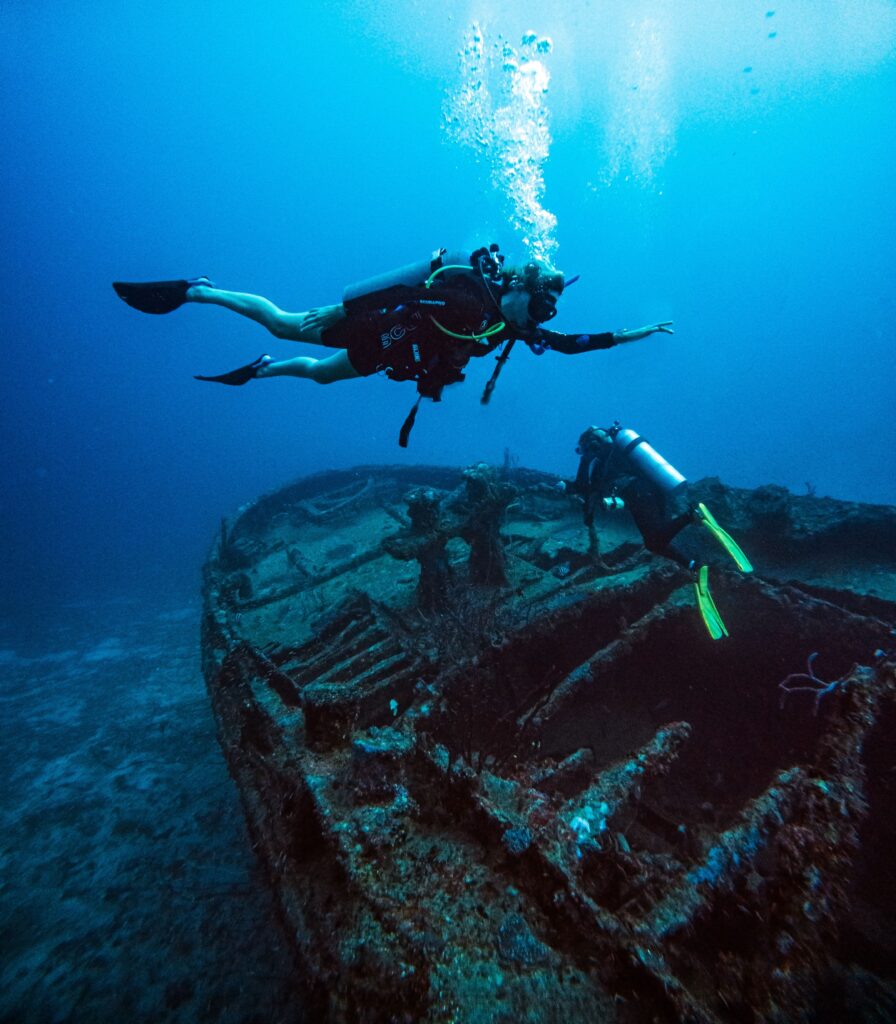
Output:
[532, 321, 674, 355]
[187, 283, 345, 343]
[256, 349, 361, 384]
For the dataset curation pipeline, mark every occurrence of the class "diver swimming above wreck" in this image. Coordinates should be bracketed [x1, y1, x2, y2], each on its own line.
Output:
[112, 245, 672, 444]
[565, 422, 753, 639]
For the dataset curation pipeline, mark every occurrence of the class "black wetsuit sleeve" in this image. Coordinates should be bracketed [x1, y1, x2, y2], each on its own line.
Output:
[571, 455, 592, 496]
[534, 329, 617, 354]
[573, 450, 618, 526]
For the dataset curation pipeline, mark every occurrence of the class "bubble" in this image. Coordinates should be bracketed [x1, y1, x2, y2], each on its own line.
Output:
[442, 22, 558, 260]
[600, 18, 676, 190]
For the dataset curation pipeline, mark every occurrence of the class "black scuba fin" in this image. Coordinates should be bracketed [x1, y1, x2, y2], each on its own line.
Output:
[112, 276, 213, 314]
[194, 354, 271, 386]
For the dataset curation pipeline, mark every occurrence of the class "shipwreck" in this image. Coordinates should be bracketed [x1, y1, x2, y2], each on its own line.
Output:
[200, 464, 896, 1023]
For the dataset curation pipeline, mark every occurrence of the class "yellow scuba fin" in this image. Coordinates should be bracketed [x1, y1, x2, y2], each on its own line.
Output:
[694, 565, 729, 641]
[695, 503, 753, 573]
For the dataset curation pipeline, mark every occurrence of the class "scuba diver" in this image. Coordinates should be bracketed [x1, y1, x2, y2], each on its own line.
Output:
[112, 245, 672, 445]
[565, 423, 753, 640]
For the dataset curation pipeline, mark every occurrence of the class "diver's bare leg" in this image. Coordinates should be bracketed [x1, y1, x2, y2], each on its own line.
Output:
[256, 349, 360, 384]
[186, 284, 344, 342]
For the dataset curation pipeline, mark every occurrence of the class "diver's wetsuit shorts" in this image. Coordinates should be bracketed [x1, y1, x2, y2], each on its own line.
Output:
[322, 305, 437, 380]
[321, 312, 375, 375]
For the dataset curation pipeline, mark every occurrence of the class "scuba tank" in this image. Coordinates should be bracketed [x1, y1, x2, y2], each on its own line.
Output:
[608, 424, 687, 494]
[343, 245, 504, 314]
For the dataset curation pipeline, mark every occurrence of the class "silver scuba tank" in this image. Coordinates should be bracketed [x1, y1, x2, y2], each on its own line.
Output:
[611, 427, 687, 494]
[342, 248, 474, 312]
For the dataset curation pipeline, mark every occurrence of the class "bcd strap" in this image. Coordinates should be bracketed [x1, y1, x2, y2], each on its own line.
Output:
[398, 395, 423, 448]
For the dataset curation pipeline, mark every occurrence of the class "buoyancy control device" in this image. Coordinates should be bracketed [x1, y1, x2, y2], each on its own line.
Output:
[341, 246, 507, 447]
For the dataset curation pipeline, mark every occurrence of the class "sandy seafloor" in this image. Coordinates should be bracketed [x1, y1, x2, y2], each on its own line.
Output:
[0, 596, 303, 1024]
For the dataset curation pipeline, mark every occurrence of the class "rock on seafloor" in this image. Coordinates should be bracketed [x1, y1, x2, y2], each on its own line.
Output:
[200, 463, 896, 1023]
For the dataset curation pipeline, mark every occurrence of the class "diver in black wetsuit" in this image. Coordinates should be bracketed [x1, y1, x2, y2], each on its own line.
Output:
[569, 424, 695, 567]
[565, 423, 753, 640]
[113, 246, 672, 443]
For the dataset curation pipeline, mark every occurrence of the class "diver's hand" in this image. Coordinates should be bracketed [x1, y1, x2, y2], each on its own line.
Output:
[613, 321, 674, 343]
[650, 321, 674, 335]
[302, 305, 346, 334]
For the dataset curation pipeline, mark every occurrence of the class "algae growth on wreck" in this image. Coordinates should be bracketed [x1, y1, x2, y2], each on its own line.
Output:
[201, 464, 896, 1023]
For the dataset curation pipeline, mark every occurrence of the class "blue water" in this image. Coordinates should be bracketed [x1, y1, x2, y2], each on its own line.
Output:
[1, 2, 894, 1017]
[2, 1, 894, 616]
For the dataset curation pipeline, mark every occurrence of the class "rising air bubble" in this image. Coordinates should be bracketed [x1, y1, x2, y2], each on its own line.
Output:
[599, 17, 676, 190]
[443, 22, 558, 261]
